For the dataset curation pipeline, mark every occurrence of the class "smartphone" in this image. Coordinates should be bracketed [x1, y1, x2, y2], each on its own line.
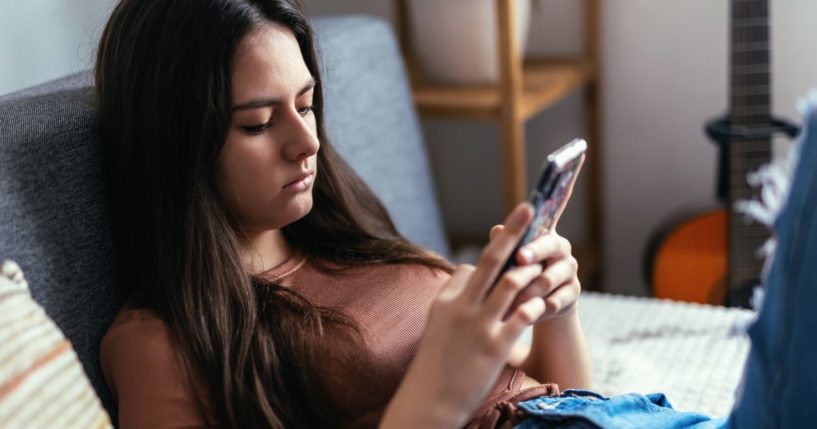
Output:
[493, 138, 587, 285]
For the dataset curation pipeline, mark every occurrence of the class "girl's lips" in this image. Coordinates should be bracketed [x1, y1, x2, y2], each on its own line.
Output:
[283, 171, 314, 190]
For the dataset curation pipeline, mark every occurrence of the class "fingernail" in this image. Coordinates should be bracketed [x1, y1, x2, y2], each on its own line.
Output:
[519, 248, 534, 264]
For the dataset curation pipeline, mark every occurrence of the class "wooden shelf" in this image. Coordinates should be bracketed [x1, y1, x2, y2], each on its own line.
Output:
[409, 58, 595, 122]
[396, 0, 604, 291]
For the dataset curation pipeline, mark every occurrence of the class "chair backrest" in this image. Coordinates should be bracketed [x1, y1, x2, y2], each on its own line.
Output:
[0, 15, 448, 417]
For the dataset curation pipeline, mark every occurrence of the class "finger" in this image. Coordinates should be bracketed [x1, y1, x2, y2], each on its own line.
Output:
[516, 233, 572, 266]
[482, 263, 544, 321]
[540, 280, 581, 319]
[436, 264, 476, 302]
[489, 224, 505, 241]
[462, 203, 533, 303]
[510, 259, 580, 311]
[501, 297, 546, 341]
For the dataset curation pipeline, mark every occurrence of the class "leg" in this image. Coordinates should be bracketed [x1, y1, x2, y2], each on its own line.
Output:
[730, 104, 817, 427]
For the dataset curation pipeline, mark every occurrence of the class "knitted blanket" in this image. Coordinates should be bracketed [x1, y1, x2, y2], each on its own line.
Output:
[579, 292, 753, 417]
[520, 292, 754, 417]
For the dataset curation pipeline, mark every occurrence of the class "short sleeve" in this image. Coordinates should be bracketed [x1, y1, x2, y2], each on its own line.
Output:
[100, 310, 216, 429]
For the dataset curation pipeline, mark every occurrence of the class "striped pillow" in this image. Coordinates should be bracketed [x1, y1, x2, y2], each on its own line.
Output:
[0, 260, 112, 429]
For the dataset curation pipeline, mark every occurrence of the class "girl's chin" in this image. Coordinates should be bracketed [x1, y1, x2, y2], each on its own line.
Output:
[239, 194, 314, 231]
[275, 195, 314, 227]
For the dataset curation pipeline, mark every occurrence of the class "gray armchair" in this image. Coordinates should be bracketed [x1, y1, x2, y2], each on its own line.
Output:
[0, 16, 449, 418]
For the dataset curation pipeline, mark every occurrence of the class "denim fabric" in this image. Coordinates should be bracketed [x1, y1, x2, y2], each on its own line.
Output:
[729, 105, 817, 427]
[513, 389, 728, 429]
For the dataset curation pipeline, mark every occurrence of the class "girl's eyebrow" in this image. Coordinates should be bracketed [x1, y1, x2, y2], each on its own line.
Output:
[231, 77, 316, 111]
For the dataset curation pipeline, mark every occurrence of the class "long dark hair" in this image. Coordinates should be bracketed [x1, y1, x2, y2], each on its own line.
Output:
[95, 0, 451, 427]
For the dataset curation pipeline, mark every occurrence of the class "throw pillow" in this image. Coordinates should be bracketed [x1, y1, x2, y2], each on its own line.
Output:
[0, 260, 112, 428]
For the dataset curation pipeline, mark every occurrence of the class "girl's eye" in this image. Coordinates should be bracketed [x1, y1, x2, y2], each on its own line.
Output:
[298, 105, 313, 116]
[241, 123, 269, 135]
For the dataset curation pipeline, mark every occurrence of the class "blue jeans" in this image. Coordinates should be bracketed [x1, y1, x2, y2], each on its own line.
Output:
[513, 106, 817, 429]
[515, 389, 728, 428]
[729, 104, 817, 427]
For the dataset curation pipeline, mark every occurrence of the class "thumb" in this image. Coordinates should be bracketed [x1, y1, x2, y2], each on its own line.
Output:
[489, 224, 505, 241]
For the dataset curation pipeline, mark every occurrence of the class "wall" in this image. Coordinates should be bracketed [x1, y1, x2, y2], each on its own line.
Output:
[0, 0, 116, 95]
[3, 0, 816, 295]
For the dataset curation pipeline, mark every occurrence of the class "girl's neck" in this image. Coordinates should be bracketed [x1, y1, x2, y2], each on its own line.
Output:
[239, 228, 293, 275]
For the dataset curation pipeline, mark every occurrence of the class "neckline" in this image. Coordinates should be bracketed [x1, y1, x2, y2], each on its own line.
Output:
[257, 251, 307, 281]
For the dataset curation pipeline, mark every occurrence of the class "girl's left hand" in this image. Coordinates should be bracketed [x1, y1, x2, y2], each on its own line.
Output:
[487, 225, 581, 322]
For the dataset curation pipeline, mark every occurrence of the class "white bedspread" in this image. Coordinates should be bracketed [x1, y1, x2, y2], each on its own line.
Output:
[522, 292, 755, 417]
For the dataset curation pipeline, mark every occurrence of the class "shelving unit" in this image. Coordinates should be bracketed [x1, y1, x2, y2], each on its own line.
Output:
[396, 0, 603, 287]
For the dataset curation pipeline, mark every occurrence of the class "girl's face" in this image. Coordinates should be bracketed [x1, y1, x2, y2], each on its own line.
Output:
[218, 22, 319, 234]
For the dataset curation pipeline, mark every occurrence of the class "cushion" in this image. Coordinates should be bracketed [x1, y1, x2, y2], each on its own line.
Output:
[0, 260, 112, 428]
[0, 82, 122, 417]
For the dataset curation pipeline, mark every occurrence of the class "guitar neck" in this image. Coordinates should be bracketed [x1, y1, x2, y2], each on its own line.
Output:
[728, 0, 771, 303]
[730, 0, 771, 128]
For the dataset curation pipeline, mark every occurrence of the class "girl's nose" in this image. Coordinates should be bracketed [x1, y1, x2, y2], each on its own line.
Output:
[281, 108, 319, 162]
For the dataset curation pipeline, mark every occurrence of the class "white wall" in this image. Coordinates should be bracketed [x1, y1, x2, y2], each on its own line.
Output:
[4, 0, 816, 295]
[0, 0, 116, 95]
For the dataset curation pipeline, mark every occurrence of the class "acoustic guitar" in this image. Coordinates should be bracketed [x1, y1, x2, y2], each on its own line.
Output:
[645, 0, 798, 308]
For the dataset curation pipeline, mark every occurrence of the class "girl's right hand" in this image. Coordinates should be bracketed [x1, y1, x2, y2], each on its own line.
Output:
[380, 203, 547, 429]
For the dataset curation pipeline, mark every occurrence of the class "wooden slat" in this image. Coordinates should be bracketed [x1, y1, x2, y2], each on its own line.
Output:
[520, 59, 594, 120]
[410, 59, 593, 121]
[582, 0, 604, 292]
[497, 0, 527, 211]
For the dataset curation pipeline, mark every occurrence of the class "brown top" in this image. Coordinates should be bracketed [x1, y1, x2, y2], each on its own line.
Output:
[100, 253, 558, 429]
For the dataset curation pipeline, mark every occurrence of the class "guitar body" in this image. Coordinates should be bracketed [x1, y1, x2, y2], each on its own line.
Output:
[650, 209, 727, 305]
